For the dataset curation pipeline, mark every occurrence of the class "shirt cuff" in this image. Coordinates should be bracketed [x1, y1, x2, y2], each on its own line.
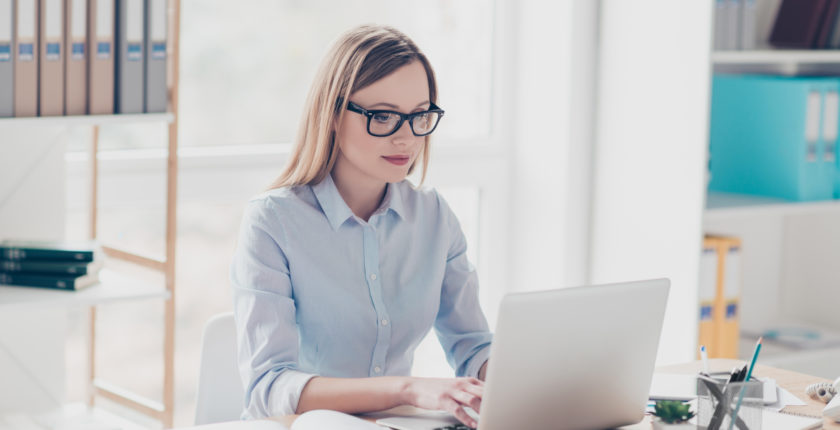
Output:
[464, 345, 492, 379]
[267, 369, 318, 416]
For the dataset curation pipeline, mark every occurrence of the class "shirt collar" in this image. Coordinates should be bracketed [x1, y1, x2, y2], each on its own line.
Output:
[311, 174, 406, 231]
[380, 181, 406, 221]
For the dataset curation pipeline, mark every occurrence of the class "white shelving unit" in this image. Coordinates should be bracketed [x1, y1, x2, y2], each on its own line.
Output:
[0, 0, 182, 427]
[705, 192, 840, 221]
[0, 270, 170, 309]
[706, 0, 840, 379]
[0, 112, 175, 127]
[712, 50, 840, 65]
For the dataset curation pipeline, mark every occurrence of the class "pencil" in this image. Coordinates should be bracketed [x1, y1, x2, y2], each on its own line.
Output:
[700, 345, 710, 375]
[728, 337, 763, 430]
[744, 337, 763, 381]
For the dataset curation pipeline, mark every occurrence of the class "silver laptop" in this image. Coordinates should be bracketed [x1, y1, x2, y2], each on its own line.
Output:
[377, 278, 670, 430]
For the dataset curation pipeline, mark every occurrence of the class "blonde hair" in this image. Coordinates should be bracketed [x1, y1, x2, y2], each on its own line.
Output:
[270, 25, 438, 189]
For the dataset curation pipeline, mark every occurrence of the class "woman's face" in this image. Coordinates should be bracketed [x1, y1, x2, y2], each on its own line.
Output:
[334, 61, 430, 187]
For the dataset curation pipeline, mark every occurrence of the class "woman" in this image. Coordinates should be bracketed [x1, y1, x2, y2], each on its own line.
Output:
[231, 25, 491, 428]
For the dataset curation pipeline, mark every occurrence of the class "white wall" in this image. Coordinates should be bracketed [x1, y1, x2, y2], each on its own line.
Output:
[509, 0, 599, 292]
[0, 126, 69, 414]
[590, 1, 712, 364]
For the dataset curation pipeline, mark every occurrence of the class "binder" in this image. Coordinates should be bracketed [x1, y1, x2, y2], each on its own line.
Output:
[88, 0, 113, 114]
[725, 0, 740, 50]
[115, 0, 144, 113]
[699, 235, 741, 359]
[822, 91, 840, 197]
[709, 75, 836, 202]
[144, 0, 165, 112]
[720, 242, 741, 359]
[64, 0, 86, 115]
[13, 0, 37, 117]
[817, 0, 840, 48]
[0, 0, 12, 117]
[769, 0, 828, 48]
[714, 0, 727, 51]
[698, 243, 718, 358]
[740, 0, 756, 50]
[39, 0, 63, 116]
[830, 3, 840, 48]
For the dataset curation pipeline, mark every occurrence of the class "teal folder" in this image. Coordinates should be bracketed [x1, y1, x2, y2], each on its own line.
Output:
[709, 75, 836, 202]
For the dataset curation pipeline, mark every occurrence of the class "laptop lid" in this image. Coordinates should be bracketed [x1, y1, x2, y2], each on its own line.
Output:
[478, 278, 670, 430]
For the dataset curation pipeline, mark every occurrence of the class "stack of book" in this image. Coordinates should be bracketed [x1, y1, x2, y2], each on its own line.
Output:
[0, 240, 103, 291]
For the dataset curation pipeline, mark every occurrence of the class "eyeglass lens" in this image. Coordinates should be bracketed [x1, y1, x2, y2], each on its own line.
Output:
[369, 111, 441, 136]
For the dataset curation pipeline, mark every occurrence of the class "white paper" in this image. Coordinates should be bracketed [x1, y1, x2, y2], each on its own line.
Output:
[151, 0, 166, 41]
[292, 410, 382, 430]
[126, 0, 143, 42]
[45, 0, 61, 39]
[17, 0, 35, 39]
[96, 0, 112, 39]
[766, 386, 807, 411]
[71, 0, 86, 39]
[0, 0, 11, 42]
[761, 409, 821, 430]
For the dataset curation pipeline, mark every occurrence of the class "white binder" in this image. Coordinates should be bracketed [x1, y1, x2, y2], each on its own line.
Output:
[0, 0, 12, 117]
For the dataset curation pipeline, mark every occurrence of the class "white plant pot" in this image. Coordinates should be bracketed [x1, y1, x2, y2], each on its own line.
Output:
[651, 419, 695, 430]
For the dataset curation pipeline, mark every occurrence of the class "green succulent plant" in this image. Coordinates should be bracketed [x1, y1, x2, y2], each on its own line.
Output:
[652, 400, 695, 424]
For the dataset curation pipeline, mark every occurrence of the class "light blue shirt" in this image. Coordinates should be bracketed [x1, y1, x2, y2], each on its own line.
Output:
[230, 174, 493, 418]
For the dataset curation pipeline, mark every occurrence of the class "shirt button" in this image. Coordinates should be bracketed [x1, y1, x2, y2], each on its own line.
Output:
[370, 274, 377, 281]
[374, 366, 382, 373]
[381, 319, 389, 326]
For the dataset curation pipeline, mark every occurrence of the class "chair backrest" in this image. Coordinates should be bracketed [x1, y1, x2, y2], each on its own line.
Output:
[194, 312, 245, 425]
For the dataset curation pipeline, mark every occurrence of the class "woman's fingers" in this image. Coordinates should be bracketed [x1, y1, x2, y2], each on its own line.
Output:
[451, 389, 482, 413]
[461, 381, 484, 399]
[445, 399, 477, 428]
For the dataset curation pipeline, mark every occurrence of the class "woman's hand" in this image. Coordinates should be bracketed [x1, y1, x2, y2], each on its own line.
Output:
[402, 377, 484, 428]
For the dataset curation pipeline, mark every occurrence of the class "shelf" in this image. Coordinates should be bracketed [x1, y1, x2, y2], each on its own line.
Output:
[704, 192, 840, 222]
[0, 112, 175, 128]
[712, 50, 840, 65]
[0, 269, 170, 309]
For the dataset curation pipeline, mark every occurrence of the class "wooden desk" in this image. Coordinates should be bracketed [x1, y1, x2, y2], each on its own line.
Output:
[272, 359, 840, 429]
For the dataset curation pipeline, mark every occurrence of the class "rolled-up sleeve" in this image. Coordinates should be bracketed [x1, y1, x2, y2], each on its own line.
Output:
[433, 196, 493, 378]
[231, 200, 317, 419]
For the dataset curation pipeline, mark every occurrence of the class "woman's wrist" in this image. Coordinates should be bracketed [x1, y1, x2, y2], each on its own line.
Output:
[397, 376, 416, 406]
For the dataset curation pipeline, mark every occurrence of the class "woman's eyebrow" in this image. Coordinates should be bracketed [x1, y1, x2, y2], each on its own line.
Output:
[368, 100, 431, 110]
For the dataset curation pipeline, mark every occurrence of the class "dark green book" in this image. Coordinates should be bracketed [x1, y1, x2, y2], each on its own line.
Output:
[0, 240, 98, 262]
[0, 271, 100, 291]
[0, 259, 104, 275]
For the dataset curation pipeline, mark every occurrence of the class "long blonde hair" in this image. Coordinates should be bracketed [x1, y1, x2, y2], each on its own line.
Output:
[270, 25, 438, 189]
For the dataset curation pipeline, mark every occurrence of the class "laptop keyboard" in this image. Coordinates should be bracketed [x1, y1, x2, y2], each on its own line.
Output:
[433, 425, 476, 430]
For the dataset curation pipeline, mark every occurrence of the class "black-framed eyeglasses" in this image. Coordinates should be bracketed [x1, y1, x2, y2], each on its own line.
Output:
[346, 101, 445, 137]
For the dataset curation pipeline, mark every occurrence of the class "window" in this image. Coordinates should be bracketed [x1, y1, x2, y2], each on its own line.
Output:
[64, 1, 511, 425]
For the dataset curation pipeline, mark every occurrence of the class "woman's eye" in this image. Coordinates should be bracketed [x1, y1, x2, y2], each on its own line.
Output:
[373, 113, 394, 123]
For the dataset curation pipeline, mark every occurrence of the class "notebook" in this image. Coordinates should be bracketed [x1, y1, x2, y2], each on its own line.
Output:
[762, 409, 822, 430]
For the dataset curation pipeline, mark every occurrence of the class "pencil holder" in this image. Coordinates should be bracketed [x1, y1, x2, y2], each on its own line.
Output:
[697, 377, 763, 430]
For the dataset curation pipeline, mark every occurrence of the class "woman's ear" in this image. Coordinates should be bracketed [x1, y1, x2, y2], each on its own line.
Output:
[332, 114, 341, 136]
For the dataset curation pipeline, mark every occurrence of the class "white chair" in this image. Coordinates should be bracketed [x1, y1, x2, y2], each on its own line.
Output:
[194, 312, 245, 425]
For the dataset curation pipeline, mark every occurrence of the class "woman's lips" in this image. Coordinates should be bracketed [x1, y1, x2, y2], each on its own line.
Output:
[382, 155, 410, 166]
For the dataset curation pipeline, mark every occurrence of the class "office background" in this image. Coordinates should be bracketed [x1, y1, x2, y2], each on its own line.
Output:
[3, 0, 839, 427]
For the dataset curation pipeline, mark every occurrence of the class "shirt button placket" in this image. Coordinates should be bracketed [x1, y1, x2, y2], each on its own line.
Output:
[363, 225, 391, 376]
